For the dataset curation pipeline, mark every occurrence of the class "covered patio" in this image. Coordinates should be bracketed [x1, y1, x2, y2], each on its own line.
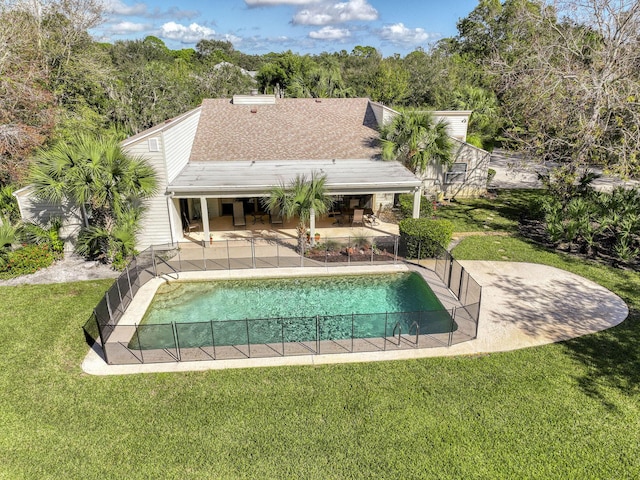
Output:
[167, 158, 422, 246]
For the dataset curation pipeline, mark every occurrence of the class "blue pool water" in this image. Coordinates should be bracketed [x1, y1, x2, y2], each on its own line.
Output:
[133, 272, 454, 349]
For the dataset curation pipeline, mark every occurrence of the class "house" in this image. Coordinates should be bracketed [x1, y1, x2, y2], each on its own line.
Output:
[15, 96, 489, 250]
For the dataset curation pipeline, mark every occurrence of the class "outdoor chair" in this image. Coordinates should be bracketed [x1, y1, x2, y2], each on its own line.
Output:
[232, 201, 246, 228]
[352, 208, 364, 227]
[270, 207, 283, 225]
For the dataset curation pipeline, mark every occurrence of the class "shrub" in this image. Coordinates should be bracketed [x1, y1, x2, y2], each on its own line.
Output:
[398, 193, 435, 219]
[399, 218, 454, 259]
[465, 133, 484, 149]
[487, 168, 496, 186]
[0, 244, 55, 279]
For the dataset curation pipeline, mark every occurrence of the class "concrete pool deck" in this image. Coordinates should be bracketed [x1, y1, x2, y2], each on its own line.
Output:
[82, 261, 629, 375]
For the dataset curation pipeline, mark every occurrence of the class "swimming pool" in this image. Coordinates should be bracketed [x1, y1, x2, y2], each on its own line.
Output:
[132, 272, 454, 350]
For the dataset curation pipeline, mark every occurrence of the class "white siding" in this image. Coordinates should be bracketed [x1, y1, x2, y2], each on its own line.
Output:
[121, 110, 201, 249]
[368, 101, 399, 127]
[14, 186, 83, 252]
[164, 109, 201, 182]
[433, 111, 471, 142]
[420, 140, 490, 199]
[123, 140, 173, 249]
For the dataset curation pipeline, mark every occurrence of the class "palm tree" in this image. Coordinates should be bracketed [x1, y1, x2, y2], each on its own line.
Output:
[380, 111, 453, 173]
[30, 134, 157, 228]
[263, 172, 333, 247]
[30, 134, 158, 264]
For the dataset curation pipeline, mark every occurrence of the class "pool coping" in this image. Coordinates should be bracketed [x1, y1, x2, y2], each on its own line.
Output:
[82, 261, 629, 375]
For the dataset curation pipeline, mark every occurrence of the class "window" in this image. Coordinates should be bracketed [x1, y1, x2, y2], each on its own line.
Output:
[148, 138, 160, 152]
[445, 163, 467, 183]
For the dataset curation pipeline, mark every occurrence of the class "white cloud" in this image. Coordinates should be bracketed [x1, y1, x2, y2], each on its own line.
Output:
[103, 0, 147, 16]
[380, 23, 432, 45]
[160, 22, 216, 43]
[245, 0, 321, 6]
[293, 0, 378, 26]
[309, 26, 350, 40]
[107, 21, 150, 35]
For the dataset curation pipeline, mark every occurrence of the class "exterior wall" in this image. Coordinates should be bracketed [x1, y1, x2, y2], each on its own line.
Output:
[13, 186, 83, 253]
[432, 111, 471, 142]
[163, 109, 201, 182]
[123, 139, 173, 249]
[368, 101, 399, 127]
[372, 193, 395, 212]
[420, 140, 490, 199]
[121, 110, 201, 249]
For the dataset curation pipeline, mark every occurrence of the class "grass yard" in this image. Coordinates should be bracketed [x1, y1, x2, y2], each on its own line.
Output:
[434, 189, 544, 232]
[1, 192, 638, 478]
[1, 232, 639, 478]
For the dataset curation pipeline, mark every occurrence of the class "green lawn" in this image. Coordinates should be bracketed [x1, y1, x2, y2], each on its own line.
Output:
[435, 189, 545, 232]
[1, 234, 639, 479]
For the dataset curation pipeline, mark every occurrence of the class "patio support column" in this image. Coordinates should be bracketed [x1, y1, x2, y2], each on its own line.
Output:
[412, 187, 422, 219]
[200, 197, 210, 246]
[309, 208, 316, 246]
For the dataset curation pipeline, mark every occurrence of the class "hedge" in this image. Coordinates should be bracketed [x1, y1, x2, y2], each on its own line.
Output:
[397, 193, 435, 219]
[399, 218, 454, 259]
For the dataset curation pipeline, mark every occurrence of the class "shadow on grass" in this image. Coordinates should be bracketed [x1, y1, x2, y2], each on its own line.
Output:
[561, 309, 640, 408]
[436, 189, 546, 232]
[455, 232, 640, 408]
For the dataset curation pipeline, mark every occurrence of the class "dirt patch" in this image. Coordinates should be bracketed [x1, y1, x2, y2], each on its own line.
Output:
[0, 254, 119, 286]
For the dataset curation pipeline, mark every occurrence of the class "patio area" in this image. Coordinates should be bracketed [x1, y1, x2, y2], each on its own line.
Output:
[182, 213, 400, 244]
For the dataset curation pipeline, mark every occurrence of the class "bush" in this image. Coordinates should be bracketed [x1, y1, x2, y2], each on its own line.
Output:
[0, 244, 56, 279]
[487, 168, 496, 186]
[398, 193, 435, 219]
[399, 218, 454, 259]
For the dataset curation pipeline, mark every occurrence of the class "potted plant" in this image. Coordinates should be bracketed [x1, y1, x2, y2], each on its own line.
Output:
[314, 232, 321, 242]
[209, 233, 213, 245]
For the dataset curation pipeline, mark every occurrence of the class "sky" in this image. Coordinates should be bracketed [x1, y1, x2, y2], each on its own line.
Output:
[96, 0, 480, 56]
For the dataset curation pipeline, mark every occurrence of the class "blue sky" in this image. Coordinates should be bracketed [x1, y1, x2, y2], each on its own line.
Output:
[97, 0, 479, 56]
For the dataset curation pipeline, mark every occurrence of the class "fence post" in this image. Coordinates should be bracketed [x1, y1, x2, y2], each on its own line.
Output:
[105, 291, 114, 324]
[449, 307, 456, 346]
[251, 238, 256, 269]
[383, 313, 388, 351]
[94, 310, 109, 364]
[316, 315, 320, 354]
[276, 236, 280, 268]
[135, 324, 145, 364]
[281, 318, 285, 356]
[172, 322, 181, 362]
[227, 239, 231, 270]
[115, 277, 124, 306]
[202, 241, 206, 270]
[150, 245, 157, 277]
[246, 319, 251, 358]
[125, 264, 133, 294]
[394, 235, 399, 264]
[210, 320, 216, 360]
[351, 313, 354, 353]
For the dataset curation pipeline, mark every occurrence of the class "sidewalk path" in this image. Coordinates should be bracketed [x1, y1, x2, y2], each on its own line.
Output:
[82, 261, 629, 374]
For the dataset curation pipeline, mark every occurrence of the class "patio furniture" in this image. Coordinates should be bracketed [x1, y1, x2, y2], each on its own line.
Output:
[232, 201, 246, 228]
[364, 213, 379, 226]
[252, 211, 265, 224]
[270, 208, 283, 225]
[352, 208, 364, 227]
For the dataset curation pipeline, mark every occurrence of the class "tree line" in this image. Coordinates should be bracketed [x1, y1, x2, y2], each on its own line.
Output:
[1, 0, 639, 188]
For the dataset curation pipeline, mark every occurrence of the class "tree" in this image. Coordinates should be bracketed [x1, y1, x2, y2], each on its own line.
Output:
[492, 0, 640, 176]
[368, 57, 409, 106]
[263, 172, 333, 248]
[380, 112, 453, 173]
[30, 134, 157, 264]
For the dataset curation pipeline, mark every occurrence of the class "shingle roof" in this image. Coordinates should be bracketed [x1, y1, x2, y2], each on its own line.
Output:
[189, 97, 381, 162]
